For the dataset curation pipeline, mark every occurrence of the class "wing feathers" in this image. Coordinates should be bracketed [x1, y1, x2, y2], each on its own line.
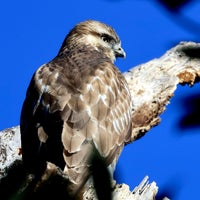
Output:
[20, 21, 132, 197]
[21, 49, 132, 191]
[60, 64, 132, 173]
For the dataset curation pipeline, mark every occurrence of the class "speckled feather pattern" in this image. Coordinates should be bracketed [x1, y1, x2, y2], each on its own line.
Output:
[20, 20, 132, 196]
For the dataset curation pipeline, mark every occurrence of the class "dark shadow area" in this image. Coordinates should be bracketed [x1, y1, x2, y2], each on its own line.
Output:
[0, 160, 27, 200]
[156, 178, 181, 200]
[0, 160, 71, 200]
[179, 45, 200, 59]
[156, 0, 200, 37]
[157, 0, 192, 12]
[0, 150, 112, 200]
[90, 147, 112, 200]
[178, 94, 200, 130]
[156, 0, 200, 49]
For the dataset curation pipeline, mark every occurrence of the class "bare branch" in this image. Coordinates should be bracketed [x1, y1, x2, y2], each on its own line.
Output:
[126, 41, 200, 141]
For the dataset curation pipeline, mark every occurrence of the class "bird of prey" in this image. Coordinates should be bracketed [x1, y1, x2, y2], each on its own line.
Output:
[20, 20, 132, 197]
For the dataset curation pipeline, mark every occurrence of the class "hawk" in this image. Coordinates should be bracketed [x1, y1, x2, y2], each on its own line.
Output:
[20, 20, 132, 197]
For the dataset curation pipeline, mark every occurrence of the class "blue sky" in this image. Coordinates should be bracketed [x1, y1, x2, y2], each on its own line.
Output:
[1, 1, 200, 199]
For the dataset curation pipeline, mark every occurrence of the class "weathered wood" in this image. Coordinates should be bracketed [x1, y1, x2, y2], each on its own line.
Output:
[84, 176, 158, 200]
[1, 41, 200, 199]
[125, 41, 200, 142]
[0, 126, 21, 176]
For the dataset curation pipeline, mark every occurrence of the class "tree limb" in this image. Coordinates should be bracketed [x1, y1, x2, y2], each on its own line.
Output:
[1, 41, 200, 199]
[126, 41, 200, 141]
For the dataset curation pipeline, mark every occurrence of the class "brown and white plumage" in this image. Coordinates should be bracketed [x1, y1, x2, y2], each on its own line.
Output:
[20, 20, 132, 196]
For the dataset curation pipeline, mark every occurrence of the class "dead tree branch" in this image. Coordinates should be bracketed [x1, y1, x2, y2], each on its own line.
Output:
[1, 41, 200, 199]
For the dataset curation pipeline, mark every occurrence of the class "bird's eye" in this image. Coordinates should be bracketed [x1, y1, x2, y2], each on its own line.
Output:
[101, 34, 113, 43]
[102, 36, 111, 43]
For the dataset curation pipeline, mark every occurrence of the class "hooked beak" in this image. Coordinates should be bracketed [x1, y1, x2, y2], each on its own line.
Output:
[114, 43, 126, 58]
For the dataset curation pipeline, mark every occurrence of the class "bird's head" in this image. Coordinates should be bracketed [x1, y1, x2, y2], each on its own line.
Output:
[59, 20, 126, 63]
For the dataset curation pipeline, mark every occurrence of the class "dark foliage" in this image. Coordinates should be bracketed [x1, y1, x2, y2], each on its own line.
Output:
[179, 94, 200, 130]
[157, 0, 192, 11]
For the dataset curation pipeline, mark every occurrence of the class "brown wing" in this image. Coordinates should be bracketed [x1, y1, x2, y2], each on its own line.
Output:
[20, 54, 132, 193]
[61, 61, 132, 186]
[20, 63, 70, 175]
